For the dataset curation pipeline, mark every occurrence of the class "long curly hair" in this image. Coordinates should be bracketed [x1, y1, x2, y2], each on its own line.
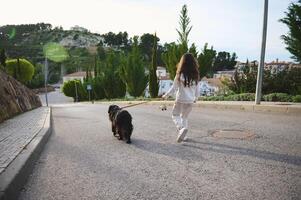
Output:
[176, 53, 199, 87]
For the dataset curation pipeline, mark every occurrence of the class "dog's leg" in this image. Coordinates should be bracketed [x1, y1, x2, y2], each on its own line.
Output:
[112, 123, 117, 137]
[124, 130, 131, 144]
[116, 127, 123, 140]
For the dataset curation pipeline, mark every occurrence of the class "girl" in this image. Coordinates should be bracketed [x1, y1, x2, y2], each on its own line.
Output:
[162, 53, 200, 143]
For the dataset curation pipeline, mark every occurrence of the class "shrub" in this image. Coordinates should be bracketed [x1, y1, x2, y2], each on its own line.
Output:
[292, 95, 301, 103]
[92, 77, 106, 100]
[62, 80, 87, 101]
[27, 64, 44, 89]
[6, 58, 34, 83]
[263, 93, 292, 102]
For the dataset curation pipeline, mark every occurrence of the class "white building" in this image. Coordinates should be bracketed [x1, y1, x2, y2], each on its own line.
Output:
[213, 70, 235, 79]
[199, 78, 223, 96]
[63, 71, 94, 83]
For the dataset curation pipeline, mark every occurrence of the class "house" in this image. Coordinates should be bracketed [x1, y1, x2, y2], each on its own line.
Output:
[213, 70, 235, 79]
[145, 66, 173, 97]
[199, 78, 223, 96]
[63, 71, 94, 83]
[264, 59, 291, 73]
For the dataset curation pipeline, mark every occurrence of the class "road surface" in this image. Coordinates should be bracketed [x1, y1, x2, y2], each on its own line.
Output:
[19, 103, 301, 200]
[39, 88, 73, 105]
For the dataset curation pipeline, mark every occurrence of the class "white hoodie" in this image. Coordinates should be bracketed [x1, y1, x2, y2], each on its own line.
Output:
[163, 74, 200, 103]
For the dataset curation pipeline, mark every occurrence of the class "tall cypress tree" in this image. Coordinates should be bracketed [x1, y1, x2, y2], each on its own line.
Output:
[176, 4, 192, 51]
[149, 33, 159, 98]
[162, 4, 192, 79]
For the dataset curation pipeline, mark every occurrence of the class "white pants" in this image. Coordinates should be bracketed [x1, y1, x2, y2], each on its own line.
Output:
[172, 102, 193, 130]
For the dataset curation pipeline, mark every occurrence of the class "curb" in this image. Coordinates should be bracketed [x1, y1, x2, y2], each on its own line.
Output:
[0, 107, 52, 200]
[90, 101, 301, 114]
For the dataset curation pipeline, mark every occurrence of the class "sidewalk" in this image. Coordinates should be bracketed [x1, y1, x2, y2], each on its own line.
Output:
[0, 107, 52, 200]
[93, 100, 301, 114]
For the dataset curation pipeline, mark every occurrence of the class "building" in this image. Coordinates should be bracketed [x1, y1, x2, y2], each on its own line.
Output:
[63, 71, 94, 83]
[145, 66, 173, 97]
[213, 70, 235, 79]
[200, 78, 223, 96]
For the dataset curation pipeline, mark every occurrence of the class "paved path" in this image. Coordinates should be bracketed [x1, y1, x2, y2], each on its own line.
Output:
[39, 89, 73, 106]
[19, 104, 301, 200]
[0, 107, 49, 174]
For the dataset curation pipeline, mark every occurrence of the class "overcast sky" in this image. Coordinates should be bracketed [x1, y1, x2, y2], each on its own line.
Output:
[1, 0, 295, 62]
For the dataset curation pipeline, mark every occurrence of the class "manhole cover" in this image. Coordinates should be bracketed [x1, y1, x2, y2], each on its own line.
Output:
[211, 129, 256, 140]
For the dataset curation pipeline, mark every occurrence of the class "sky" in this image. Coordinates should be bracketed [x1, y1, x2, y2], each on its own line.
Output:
[1, 0, 295, 62]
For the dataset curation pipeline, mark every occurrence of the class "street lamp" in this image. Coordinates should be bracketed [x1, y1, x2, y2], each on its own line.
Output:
[255, 0, 269, 104]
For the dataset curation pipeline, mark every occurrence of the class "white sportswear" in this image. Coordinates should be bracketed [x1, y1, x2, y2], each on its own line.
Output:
[163, 74, 200, 103]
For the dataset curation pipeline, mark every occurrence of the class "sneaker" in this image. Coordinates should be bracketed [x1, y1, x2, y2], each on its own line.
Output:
[177, 128, 188, 143]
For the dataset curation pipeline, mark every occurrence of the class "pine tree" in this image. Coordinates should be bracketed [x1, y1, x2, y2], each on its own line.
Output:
[120, 36, 148, 97]
[280, 0, 301, 63]
[197, 43, 216, 79]
[149, 33, 159, 98]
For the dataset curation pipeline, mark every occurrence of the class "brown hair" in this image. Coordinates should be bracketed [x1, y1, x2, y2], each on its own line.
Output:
[176, 53, 199, 87]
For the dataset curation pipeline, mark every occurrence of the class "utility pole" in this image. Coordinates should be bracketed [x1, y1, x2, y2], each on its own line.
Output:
[255, 0, 269, 104]
[44, 57, 49, 107]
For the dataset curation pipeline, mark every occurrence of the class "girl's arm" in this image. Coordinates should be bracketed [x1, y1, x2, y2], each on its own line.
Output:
[162, 75, 179, 98]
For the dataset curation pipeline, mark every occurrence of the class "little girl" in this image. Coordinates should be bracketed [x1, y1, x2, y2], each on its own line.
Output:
[162, 53, 200, 143]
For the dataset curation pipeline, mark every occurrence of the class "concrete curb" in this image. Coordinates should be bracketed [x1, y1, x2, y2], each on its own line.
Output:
[0, 107, 52, 200]
[90, 101, 301, 114]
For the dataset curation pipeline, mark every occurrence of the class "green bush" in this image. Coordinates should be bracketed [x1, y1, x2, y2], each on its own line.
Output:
[27, 64, 44, 89]
[62, 80, 87, 101]
[92, 77, 106, 100]
[263, 93, 292, 102]
[292, 95, 301, 103]
[6, 58, 34, 83]
[83, 77, 107, 100]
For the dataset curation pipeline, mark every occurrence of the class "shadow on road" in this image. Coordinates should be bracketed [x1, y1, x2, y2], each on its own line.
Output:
[132, 138, 206, 161]
[132, 137, 301, 166]
[182, 139, 301, 166]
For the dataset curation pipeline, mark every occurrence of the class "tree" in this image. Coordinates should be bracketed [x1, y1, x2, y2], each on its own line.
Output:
[102, 31, 129, 48]
[101, 50, 126, 99]
[139, 33, 160, 62]
[213, 51, 237, 71]
[6, 58, 34, 83]
[176, 4, 192, 50]
[120, 37, 148, 97]
[280, 0, 301, 63]
[197, 43, 216, 79]
[62, 80, 87, 101]
[149, 33, 159, 98]
[162, 42, 186, 79]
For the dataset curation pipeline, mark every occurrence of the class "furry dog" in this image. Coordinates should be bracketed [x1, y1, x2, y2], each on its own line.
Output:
[108, 105, 133, 144]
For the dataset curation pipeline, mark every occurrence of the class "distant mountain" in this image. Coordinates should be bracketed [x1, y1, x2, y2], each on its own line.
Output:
[0, 23, 104, 62]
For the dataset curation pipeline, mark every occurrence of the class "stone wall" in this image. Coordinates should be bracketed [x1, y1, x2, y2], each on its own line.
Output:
[0, 70, 41, 123]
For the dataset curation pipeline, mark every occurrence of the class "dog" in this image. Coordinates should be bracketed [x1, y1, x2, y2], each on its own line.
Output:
[108, 105, 133, 144]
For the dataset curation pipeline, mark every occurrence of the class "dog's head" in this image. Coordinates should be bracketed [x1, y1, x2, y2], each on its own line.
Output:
[108, 105, 120, 121]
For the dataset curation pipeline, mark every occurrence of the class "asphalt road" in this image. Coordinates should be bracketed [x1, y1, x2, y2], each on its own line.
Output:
[39, 88, 73, 105]
[19, 103, 301, 200]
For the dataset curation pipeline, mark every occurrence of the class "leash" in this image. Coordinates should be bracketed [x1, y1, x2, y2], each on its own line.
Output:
[120, 101, 149, 109]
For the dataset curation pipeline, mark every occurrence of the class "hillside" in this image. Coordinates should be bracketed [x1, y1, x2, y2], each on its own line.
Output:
[0, 69, 41, 123]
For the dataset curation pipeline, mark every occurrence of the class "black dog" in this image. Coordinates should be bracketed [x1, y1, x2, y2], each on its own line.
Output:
[108, 105, 133, 144]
